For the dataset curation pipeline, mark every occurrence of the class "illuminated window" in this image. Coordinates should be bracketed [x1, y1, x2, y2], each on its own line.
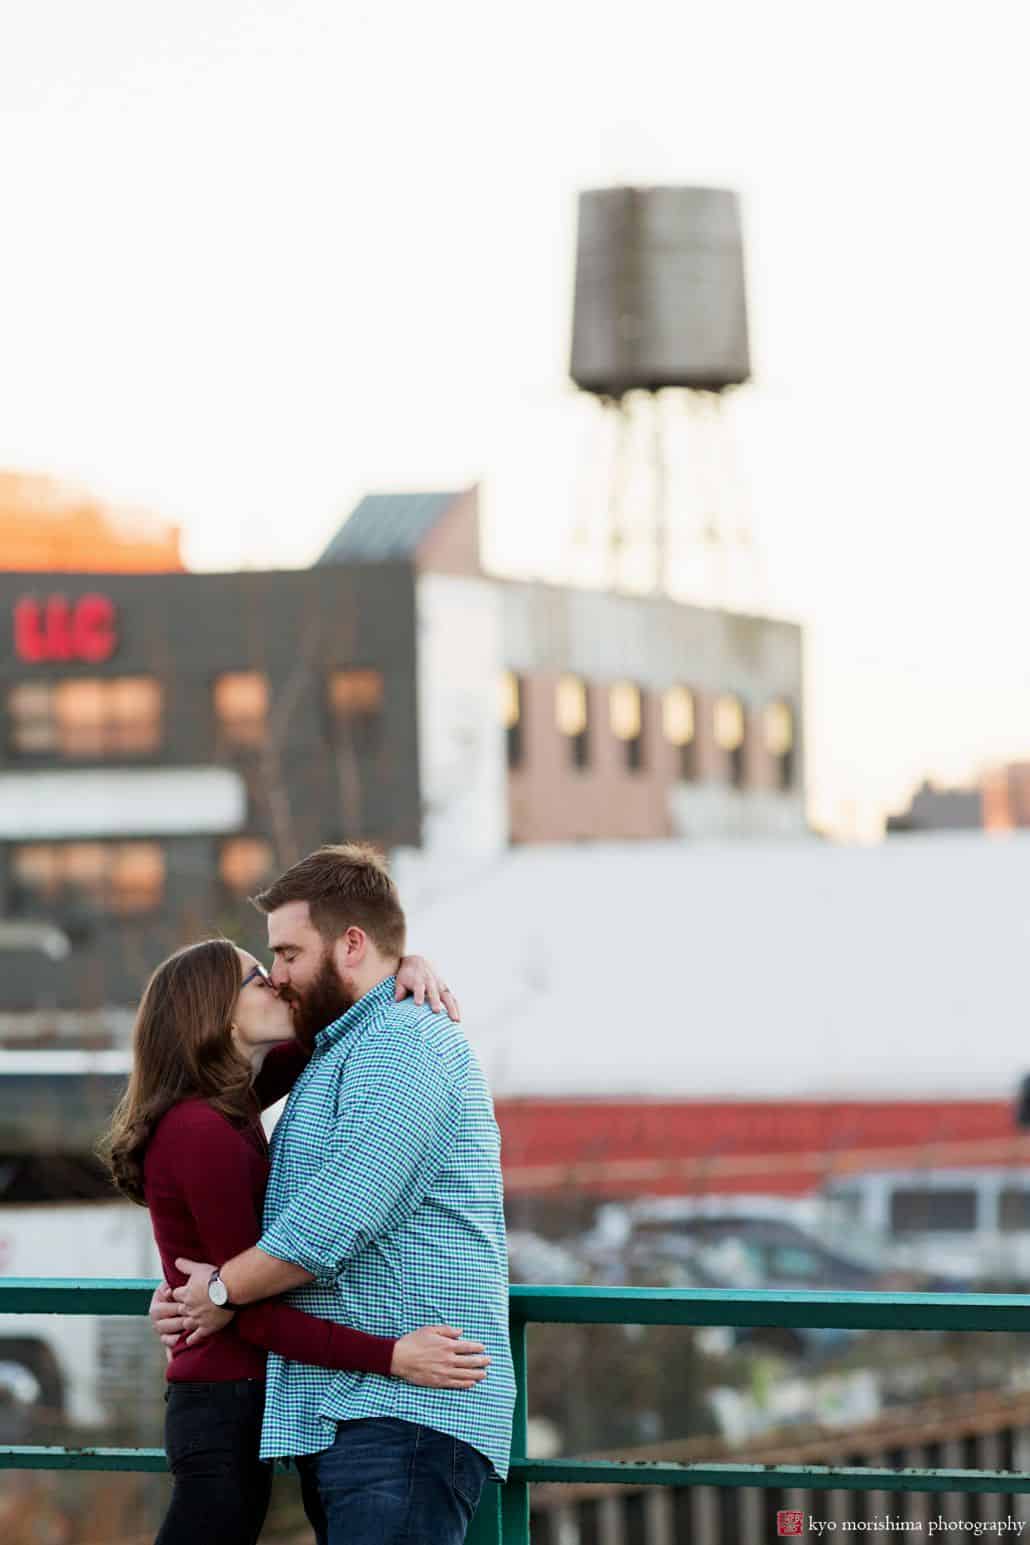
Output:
[220, 837, 275, 895]
[105, 678, 163, 753]
[499, 671, 524, 770]
[714, 694, 747, 788]
[109, 844, 166, 913]
[663, 686, 697, 781]
[214, 672, 269, 748]
[61, 842, 107, 896]
[11, 844, 62, 894]
[328, 669, 384, 755]
[8, 678, 163, 758]
[12, 842, 165, 915]
[54, 682, 107, 758]
[610, 682, 645, 772]
[556, 675, 590, 769]
[764, 700, 796, 790]
[329, 669, 383, 717]
[7, 684, 55, 753]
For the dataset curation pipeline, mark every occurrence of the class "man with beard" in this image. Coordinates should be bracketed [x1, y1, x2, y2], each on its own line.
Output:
[167, 843, 516, 1545]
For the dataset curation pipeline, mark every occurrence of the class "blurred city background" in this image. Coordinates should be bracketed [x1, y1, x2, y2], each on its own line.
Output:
[3, 3, 1030, 1542]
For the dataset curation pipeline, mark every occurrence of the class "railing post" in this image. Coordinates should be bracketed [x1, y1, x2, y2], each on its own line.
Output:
[502, 1314, 530, 1543]
[467, 1483, 503, 1544]
[468, 1310, 530, 1545]
[466, 1483, 503, 1545]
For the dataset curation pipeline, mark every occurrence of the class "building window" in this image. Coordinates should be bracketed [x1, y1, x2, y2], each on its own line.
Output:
[999, 1188, 1030, 1233]
[219, 837, 275, 896]
[714, 694, 747, 788]
[764, 700, 796, 790]
[214, 672, 269, 748]
[556, 675, 590, 770]
[663, 686, 697, 781]
[328, 669, 384, 755]
[610, 682, 645, 772]
[8, 677, 163, 758]
[7, 684, 53, 753]
[499, 671, 524, 770]
[888, 1187, 978, 1234]
[12, 842, 165, 915]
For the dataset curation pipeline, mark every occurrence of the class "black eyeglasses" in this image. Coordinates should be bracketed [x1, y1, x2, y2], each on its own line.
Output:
[241, 963, 272, 991]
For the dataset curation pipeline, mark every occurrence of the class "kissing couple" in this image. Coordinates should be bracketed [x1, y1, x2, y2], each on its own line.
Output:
[102, 842, 515, 1545]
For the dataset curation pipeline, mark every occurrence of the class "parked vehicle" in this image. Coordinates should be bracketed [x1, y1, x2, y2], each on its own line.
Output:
[584, 1194, 828, 1256]
[0, 1200, 161, 1428]
[581, 1202, 966, 1361]
[819, 1167, 1030, 1284]
[505, 1230, 588, 1286]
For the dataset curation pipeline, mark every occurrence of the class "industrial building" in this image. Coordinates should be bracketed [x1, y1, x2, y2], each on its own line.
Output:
[0, 486, 805, 1026]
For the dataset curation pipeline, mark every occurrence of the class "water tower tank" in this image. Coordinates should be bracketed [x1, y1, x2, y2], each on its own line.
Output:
[570, 186, 751, 398]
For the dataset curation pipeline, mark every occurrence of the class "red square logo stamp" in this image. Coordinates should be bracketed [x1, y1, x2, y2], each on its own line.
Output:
[777, 1511, 805, 1537]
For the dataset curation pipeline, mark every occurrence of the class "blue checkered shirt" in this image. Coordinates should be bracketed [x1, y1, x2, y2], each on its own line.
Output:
[256, 977, 515, 1477]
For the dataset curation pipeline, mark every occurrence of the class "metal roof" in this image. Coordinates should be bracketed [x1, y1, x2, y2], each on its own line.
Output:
[394, 830, 1030, 1100]
[317, 491, 463, 565]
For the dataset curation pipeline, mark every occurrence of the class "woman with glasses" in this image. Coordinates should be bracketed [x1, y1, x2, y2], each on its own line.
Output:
[100, 940, 488, 1545]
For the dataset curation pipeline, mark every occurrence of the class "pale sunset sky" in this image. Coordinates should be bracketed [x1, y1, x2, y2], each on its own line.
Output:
[1, 2, 1028, 838]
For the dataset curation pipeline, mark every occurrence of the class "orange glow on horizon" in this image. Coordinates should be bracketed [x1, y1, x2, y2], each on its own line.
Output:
[0, 471, 185, 573]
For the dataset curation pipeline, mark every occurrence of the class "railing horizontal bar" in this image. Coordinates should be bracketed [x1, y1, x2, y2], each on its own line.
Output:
[4, 1447, 1030, 1495]
[0, 1447, 169, 1472]
[4, 1280, 1030, 1333]
[514, 1459, 1030, 1494]
[0, 1279, 157, 1314]
[509, 1284, 1030, 1332]
[0, 1447, 297, 1474]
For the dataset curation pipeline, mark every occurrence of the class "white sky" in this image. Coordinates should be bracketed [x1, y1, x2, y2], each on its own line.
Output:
[2, 2, 1028, 838]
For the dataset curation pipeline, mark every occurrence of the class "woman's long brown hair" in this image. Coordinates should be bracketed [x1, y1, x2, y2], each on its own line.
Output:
[99, 939, 255, 1205]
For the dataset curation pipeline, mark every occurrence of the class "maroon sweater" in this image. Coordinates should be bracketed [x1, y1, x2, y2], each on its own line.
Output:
[144, 1041, 397, 1383]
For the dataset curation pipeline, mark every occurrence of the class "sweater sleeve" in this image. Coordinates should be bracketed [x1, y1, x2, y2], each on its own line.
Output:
[253, 1042, 310, 1110]
[235, 1301, 396, 1376]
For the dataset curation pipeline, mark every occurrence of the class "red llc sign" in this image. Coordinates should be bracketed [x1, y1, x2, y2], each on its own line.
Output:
[13, 594, 118, 664]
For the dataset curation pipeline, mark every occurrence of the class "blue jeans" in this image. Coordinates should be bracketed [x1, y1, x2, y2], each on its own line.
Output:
[296, 1417, 492, 1545]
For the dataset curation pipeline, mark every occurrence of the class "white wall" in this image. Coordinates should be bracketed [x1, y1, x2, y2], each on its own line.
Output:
[391, 831, 1030, 1101]
[413, 574, 509, 863]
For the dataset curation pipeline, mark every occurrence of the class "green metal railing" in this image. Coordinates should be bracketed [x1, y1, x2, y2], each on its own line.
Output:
[3, 1280, 1030, 1543]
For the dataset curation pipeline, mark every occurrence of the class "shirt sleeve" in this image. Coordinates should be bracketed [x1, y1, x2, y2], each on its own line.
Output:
[235, 1301, 396, 1376]
[257, 1023, 464, 1284]
[253, 1042, 310, 1110]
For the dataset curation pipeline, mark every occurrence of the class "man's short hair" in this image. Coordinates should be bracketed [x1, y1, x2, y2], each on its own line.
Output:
[253, 843, 406, 958]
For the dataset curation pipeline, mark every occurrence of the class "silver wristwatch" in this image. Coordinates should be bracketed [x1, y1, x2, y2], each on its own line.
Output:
[207, 1268, 237, 1310]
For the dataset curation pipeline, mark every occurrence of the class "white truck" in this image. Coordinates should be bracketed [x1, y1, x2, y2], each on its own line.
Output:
[0, 1198, 161, 1428]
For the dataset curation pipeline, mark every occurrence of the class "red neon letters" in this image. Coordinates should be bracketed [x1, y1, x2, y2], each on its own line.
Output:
[13, 594, 118, 664]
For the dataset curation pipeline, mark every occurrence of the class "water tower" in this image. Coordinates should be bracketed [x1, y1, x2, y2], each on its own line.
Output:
[569, 186, 752, 597]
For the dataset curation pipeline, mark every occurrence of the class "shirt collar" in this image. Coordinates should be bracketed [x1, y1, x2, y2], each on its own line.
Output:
[312, 974, 397, 1057]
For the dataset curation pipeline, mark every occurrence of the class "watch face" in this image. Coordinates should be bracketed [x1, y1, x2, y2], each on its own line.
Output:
[208, 1276, 228, 1307]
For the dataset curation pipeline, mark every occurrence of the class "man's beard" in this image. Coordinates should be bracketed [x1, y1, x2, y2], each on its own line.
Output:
[284, 951, 355, 1052]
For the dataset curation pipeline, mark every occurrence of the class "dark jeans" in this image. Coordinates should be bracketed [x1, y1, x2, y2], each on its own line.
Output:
[296, 1417, 492, 1545]
[155, 1380, 273, 1545]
